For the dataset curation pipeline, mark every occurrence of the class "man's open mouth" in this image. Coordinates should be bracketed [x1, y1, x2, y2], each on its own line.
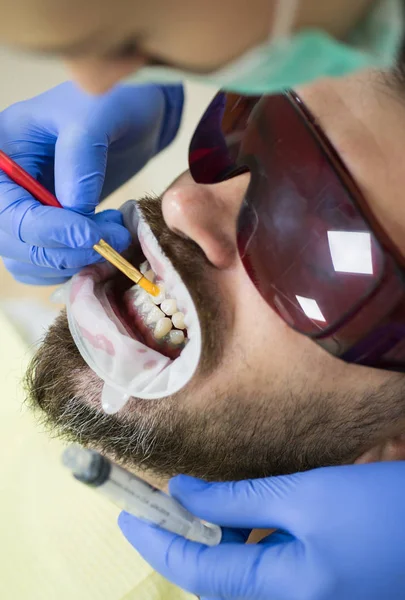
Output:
[65, 200, 202, 410]
[106, 255, 187, 361]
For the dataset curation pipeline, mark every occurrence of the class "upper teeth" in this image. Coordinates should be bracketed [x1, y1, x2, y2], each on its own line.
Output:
[129, 260, 187, 345]
[140, 260, 149, 275]
[172, 311, 186, 330]
[142, 300, 154, 313]
[146, 305, 165, 324]
[160, 298, 177, 315]
[134, 290, 148, 306]
[144, 269, 155, 283]
[151, 283, 166, 305]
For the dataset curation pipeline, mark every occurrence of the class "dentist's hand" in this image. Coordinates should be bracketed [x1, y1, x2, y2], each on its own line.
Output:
[119, 462, 405, 600]
[0, 81, 183, 284]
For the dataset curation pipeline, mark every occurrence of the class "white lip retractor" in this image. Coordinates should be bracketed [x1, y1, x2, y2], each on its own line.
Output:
[64, 201, 202, 415]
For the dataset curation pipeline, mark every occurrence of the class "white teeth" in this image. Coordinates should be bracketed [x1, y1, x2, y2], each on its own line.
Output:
[140, 260, 149, 275]
[161, 298, 177, 316]
[169, 330, 185, 345]
[172, 311, 185, 330]
[154, 317, 173, 339]
[144, 269, 155, 283]
[146, 306, 165, 324]
[133, 289, 148, 306]
[141, 301, 155, 314]
[151, 283, 166, 305]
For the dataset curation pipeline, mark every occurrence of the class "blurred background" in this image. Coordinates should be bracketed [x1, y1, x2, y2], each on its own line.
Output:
[0, 48, 215, 600]
[0, 47, 215, 341]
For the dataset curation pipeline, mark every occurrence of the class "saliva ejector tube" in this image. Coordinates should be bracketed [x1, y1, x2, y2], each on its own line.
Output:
[62, 444, 222, 546]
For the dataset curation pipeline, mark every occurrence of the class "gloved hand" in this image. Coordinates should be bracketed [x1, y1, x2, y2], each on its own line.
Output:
[119, 462, 405, 600]
[0, 81, 183, 284]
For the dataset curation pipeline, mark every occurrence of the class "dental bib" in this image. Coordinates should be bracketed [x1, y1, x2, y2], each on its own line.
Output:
[65, 201, 202, 414]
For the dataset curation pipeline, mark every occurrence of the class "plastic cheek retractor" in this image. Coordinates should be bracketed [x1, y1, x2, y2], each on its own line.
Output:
[62, 201, 202, 415]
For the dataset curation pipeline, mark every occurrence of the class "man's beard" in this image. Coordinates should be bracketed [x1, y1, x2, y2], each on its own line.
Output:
[25, 196, 405, 481]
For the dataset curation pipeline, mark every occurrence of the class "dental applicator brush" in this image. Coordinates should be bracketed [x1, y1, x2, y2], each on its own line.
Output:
[0, 150, 159, 296]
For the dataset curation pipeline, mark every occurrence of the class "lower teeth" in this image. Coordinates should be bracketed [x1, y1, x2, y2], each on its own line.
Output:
[170, 330, 185, 345]
[154, 317, 172, 339]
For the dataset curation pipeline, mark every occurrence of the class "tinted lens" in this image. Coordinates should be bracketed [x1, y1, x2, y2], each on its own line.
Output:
[190, 92, 385, 337]
[190, 93, 260, 184]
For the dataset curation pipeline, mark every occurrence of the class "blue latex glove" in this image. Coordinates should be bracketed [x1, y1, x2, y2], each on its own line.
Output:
[119, 462, 405, 600]
[0, 81, 183, 284]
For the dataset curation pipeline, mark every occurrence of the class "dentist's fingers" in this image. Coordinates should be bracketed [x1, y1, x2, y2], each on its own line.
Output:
[0, 181, 101, 249]
[118, 512, 301, 600]
[2, 260, 70, 285]
[168, 474, 302, 530]
[0, 221, 129, 269]
[2, 258, 79, 283]
[54, 125, 108, 215]
[54, 84, 167, 212]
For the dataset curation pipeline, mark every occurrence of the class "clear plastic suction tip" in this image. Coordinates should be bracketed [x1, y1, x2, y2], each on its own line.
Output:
[62, 444, 93, 477]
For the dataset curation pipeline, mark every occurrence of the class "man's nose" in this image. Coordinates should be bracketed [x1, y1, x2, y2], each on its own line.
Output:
[162, 175, 249, 269]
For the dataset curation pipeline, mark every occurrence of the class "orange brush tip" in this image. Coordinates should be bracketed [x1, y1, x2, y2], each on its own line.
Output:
[139, 277, 160, 297]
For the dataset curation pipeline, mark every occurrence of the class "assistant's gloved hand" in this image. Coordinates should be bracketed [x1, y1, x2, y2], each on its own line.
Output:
[0, 81, 183, 284]
[119, 462, 405, 600]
